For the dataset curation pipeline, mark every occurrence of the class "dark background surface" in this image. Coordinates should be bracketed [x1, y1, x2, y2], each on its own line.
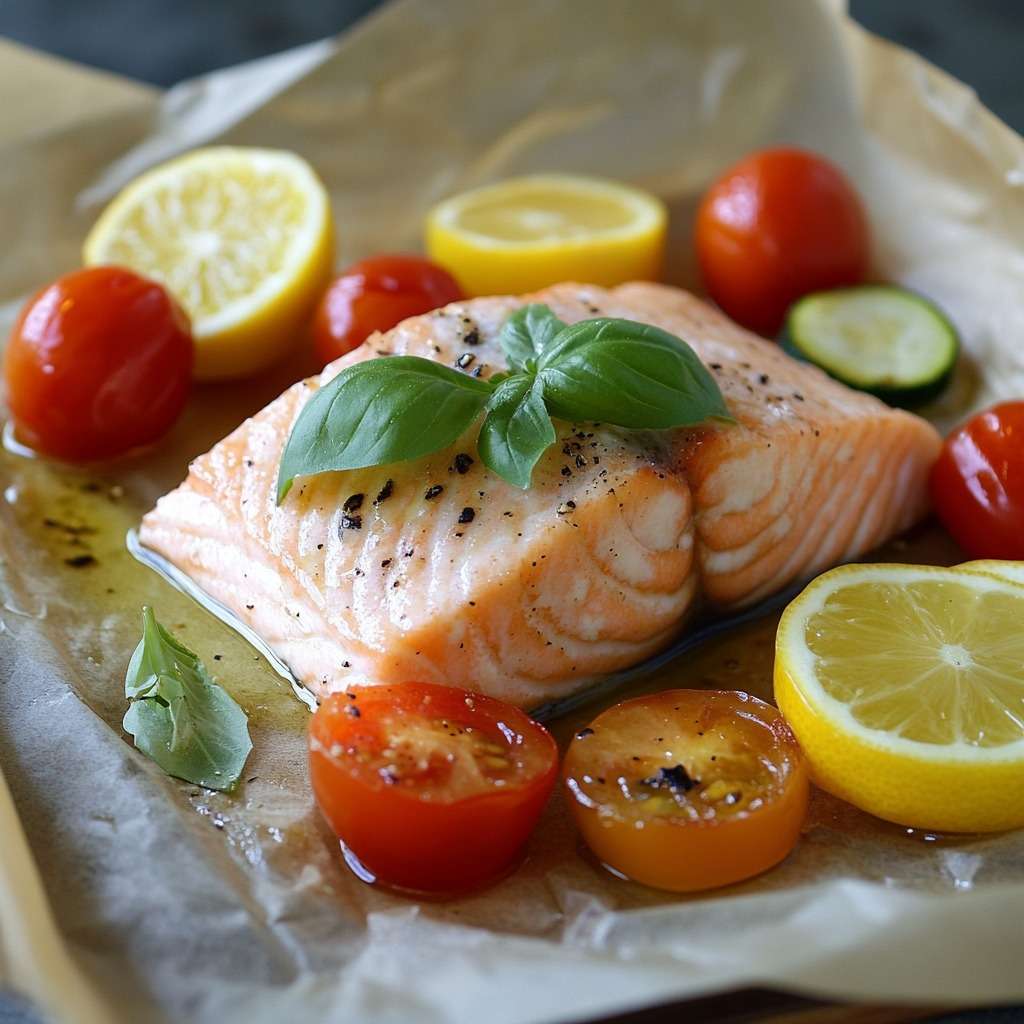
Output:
[1, 2, 1023, 1023]
[0, 0, 1023, 132]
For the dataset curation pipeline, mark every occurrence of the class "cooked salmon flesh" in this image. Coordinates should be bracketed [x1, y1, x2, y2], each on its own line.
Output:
[139, 282, 942, 707]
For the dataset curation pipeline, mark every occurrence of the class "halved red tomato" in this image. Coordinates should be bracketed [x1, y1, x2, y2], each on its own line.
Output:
[563, 689, 808, 892]
[309, 682, 558, 895]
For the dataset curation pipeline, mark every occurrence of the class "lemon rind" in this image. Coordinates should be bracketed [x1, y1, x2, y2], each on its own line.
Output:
[958, 559, 1024, 584]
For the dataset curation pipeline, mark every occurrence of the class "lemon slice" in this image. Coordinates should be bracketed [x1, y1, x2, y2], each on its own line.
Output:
[425, 174, 666, 296]
[775, 563, 1024, 833]
[84, 147, 334, 379]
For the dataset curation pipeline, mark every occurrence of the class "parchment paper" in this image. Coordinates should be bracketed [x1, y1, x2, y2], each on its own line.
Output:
[3, 2, 1024, 1023]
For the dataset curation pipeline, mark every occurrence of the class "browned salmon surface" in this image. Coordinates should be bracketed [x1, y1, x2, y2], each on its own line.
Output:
[140, 282, 941, 707]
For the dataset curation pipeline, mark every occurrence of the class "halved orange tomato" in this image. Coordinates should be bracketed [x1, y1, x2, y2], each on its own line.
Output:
[563, 689, 808, 892]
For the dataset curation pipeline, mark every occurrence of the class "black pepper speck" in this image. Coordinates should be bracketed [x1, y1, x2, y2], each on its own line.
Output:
[64, 554, 97, 568]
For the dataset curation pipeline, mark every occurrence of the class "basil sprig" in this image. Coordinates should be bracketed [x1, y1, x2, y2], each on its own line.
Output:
[277, 304, 731, 499]
[123, 607, 252, 792]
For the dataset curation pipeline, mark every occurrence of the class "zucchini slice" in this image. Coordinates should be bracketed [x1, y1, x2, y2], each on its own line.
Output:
[781, 285, 958, 407]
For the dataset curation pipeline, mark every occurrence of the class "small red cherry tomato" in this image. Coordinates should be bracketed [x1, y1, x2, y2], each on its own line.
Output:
[696, 148, 870, 336]
[564, 689, 808, 892]
[312, 254, 464, 366]
[3, 266, 193, 462]
[929, 401, 1024, 559]
[308, 682, 558, 896]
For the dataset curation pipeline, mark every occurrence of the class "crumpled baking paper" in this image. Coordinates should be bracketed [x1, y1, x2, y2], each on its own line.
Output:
[2, 2, 1024, 1022]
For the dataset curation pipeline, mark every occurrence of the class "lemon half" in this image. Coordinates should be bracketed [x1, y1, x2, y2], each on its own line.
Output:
[84, 146, 334, 379]
[425, 174, 666, 296]
[775, 563, 1024, 833]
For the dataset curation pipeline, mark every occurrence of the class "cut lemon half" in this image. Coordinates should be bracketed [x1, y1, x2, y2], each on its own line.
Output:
[425, 174, 666, 297]
[84, 146, 334, 379]
[774, 563, 1024, 833]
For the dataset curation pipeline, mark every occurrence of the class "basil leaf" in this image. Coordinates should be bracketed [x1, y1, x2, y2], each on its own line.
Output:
[478, 375, 556, 489]
[539, 318, 732, 429]
[278, 356, 493, 502]
[497, 304, 567, 372]
[123, 608, 252, 792]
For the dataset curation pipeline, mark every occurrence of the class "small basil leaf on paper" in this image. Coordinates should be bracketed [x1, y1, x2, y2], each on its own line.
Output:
[539, 318, 733, 429]
[123, 607, 252, 792]
[497, 304, 567, 372]
[478, 374, 556, 489]
[278, 356, 492, 502]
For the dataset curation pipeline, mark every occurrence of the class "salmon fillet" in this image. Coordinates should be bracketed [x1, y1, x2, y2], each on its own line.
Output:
[139, 282, 941, 707]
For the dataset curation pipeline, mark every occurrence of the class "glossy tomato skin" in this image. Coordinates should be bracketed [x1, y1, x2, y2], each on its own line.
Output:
[309, 682, 558, 895]
[929, 401, 1024, 559]
[4, 266, 193, 462]
[696, 148, 870, 336]
[312, 254, 464, 366]
[564, 690, 808, 893]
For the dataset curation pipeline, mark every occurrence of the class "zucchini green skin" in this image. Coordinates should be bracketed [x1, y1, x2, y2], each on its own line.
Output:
[779, 286, 959, 410]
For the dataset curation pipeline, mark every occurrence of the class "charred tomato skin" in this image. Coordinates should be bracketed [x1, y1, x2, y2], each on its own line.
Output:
[308, 682, 558, 895]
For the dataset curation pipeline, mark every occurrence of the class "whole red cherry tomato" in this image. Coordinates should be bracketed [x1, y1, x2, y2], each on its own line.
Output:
[930, 401, 1024, 559]
[309, 682, 557, 895]
[312, 254, 464, 366]
[695, 148, 870, 336]
[4, 267, 193, 462]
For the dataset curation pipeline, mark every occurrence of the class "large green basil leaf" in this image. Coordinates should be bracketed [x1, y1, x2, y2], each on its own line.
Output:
[539, 318, 732, 428]
[277, 356, 492, 502]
